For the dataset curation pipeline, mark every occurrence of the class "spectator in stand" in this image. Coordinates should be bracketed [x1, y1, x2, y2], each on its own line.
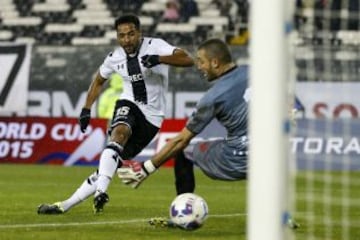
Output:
[162, 0, 180, 22]
[179, 0, 199, 22]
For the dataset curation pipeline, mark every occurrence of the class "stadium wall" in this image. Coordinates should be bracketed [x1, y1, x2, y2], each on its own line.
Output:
[1, 44, 360, 168]
[1, 116, 359, 169]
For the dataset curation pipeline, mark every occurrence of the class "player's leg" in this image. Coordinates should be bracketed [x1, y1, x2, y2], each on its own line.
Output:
[149, 145, 197, 228]
[93, 140, 125, 213]
[93, 100, 134, 213]
[37, 170, 100, 214]
[38, 99, 158, 215]
[94, 99, 160, 213]
[96, 131, 127, 196]
[191, 139, 247, 181]
[37, 100, 132, 215]
[38, 100, 131, 215]
[174, 140, 236, 195]
[149, 140, 239, 228]
[174, 149, 195, 195]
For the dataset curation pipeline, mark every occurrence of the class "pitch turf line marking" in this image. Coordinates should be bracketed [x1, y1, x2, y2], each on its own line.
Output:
[211, 213, 246, 218]
[0, 213, 245, 229]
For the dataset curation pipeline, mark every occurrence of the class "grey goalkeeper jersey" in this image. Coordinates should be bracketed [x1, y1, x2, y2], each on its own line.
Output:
[186, 65, 249, 156]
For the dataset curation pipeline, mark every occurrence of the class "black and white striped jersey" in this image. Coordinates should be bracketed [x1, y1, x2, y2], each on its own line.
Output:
[99, 37, 176, 127]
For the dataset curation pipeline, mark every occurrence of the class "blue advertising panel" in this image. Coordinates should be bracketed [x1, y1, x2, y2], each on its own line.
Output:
[295, 119, 360, 170]
[189, 119, 360, 171]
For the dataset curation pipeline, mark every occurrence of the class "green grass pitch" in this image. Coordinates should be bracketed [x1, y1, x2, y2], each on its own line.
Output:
[0, 164, 245, 240]
[0, 164, 359, 240]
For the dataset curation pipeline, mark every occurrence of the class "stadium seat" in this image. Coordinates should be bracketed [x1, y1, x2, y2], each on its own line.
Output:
[336, 31, 360, 45]
[200, 9, 220, 17]
[72, 37, 110, 45]
[32, 4, 70, 13]
[45, 23, 83, 33]
[156, 23, 196, 33]
[189, 16, 229, 32]
[2, 17, 42, 26]
[0, 0, 242, 45]
[0, 30, 14, 41]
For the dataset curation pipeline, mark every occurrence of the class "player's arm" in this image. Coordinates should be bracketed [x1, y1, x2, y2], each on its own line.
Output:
[158, 48, 194, 67]
[79, 72, 107, 133]
[151, 127, 195, 167]
[141, 48, 194, 68]
[83, 72, 107, 109]
[118, 98, 214, 188]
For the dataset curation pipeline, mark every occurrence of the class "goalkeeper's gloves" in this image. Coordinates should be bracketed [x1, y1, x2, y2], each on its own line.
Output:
[117, 160, 157, 189]
[79, 108, 91, 133]
[141, 55, 160, 68]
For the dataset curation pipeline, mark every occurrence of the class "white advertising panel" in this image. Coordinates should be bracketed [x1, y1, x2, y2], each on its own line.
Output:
[296, 82, 360, 119]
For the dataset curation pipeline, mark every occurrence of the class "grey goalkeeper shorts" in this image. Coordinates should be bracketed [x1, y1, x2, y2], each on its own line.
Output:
[183, 138, 248, 181]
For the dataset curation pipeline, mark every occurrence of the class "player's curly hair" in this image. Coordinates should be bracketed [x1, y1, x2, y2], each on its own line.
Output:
[198, 39, 232, 64]
[114, 14, 140, 30]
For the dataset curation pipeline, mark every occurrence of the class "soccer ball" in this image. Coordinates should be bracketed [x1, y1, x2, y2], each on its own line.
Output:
[169, 193, 209, 230]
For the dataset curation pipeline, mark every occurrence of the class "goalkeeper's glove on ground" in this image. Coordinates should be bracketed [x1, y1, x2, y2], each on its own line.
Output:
[79, 108, 91, 133]
[117, 160, 157, 189]
[141, 55, 160, 68]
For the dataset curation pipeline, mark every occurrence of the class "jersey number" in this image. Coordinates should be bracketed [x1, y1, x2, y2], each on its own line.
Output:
[116, 106, 130, 116]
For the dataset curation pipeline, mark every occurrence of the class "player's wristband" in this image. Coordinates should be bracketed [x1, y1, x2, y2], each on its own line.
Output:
[143, 160, 157, 175]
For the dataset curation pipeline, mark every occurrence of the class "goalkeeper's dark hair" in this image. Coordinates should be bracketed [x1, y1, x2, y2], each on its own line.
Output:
[198, 38, 232, 64]
[114, 14, 140, 30]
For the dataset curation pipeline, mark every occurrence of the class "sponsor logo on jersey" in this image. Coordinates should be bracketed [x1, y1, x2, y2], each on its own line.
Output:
[129, 73, 143, 82]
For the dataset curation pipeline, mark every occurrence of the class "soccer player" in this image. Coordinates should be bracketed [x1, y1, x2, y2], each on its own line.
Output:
[118, 38, 300, 229]
[37, 14, 194, 214]
[118, 38, 249, 197]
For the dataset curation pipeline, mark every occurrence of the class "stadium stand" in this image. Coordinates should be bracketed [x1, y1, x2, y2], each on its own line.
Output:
[0, 0, 249, 45]
[2, 0, 358, 84]
[293, 0, 359, 82]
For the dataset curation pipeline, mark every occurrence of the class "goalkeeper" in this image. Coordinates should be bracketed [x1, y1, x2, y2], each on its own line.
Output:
[119, 38, 299, 229]
[118, 38, 249, 194]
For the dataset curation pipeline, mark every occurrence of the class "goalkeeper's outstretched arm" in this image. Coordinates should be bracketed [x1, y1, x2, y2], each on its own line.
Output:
[117, 127, 195, 188]
[151, 127, 195, 167]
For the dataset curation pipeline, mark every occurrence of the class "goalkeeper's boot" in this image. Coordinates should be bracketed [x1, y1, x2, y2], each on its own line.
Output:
[93, 192, 109, 214]
[37, 202, 64, 215]
[148, 217, 177, 228]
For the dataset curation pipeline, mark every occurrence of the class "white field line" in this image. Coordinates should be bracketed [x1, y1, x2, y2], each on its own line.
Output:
[0, 213, 246, 229]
